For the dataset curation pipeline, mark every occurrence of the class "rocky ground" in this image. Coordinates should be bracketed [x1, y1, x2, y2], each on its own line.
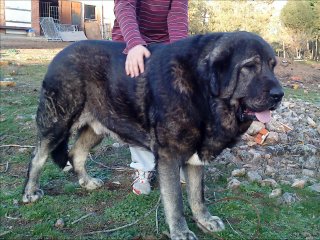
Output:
[213, 97, 320, 201]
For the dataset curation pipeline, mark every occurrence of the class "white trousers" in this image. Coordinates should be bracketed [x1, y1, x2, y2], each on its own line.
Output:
[129, 146, 202, 173]
[129, 146, 156, 172]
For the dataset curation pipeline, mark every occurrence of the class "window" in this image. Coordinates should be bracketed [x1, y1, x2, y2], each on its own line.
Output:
[84, 5, 95, 20]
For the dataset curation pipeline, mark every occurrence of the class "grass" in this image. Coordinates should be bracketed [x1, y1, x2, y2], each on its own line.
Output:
[284, 87, 320, 105]
[0, 49, 319, 239]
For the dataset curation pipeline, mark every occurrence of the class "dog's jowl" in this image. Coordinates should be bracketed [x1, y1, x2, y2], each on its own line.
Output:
[23, 31, 283, 240]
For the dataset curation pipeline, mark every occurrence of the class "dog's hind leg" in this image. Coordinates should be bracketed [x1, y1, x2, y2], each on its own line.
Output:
[70, 125, 104, 190]
[183, 154, 225, 233]
[23, 139, 50, 203]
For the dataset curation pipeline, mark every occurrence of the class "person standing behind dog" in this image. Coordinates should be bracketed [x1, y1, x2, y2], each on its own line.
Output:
[112, 0, 188, 195]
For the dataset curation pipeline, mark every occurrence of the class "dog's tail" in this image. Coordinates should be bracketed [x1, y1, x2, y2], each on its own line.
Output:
[51, 135, 70, 169]
[36, 83, 84, 169]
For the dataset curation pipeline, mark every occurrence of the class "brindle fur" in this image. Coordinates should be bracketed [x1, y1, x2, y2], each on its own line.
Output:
[23, 32, 283, 240]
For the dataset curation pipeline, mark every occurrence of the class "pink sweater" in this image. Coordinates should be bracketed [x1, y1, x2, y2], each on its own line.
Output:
[112, 0, 188, 53]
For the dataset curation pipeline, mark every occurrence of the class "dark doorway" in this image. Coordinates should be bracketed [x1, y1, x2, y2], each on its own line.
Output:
[40, 0, 59, 23]
[84, 5, 96, 20]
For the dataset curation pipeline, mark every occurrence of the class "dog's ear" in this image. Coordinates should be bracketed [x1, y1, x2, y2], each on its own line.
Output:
[198, 46, 232, 97]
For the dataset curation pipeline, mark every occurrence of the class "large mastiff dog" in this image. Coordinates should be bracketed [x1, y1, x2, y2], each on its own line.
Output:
[23, 32, 283, 239]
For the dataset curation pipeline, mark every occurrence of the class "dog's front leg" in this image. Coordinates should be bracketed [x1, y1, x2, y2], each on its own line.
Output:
[157, 154, 197, 240]
[183, 154, 225, 233]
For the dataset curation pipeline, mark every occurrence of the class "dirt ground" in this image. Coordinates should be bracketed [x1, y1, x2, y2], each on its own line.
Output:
[275, 58, 320, 92]
[1, 33, 319, 91]
[0, 34, 70, 49]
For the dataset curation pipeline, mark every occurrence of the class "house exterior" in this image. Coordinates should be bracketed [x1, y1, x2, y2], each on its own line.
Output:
[0, 0, 115, 38]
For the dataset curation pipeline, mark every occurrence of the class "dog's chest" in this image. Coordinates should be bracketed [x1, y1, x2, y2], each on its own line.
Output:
[199, 105, 241, 161]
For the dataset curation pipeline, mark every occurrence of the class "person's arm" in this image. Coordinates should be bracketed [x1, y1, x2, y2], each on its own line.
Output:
[114, 0, 146, 52]
[114, 0, 150, 77]
[167, 0, 189, 42]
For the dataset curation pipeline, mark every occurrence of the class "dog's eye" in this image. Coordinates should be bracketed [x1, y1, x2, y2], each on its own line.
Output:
[269, 60, 276, 70]
[243, 62, 257, 71]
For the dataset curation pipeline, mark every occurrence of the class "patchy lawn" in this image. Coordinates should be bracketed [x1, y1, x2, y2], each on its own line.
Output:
[0, 47, 319, 240]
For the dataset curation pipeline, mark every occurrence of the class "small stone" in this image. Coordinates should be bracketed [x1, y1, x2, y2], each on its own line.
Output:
[264, 132, 279, 144]
[241, 133, 254, 141]
[227, 178, 241, 190]
[286, 174, 297, 181]
[290, 144, 317, 156]
[278, 133, 288, 143]
[265, 165, 275, 176]
[215, 148, 239, 163]
[266, 119, 286, 133]
[282, 101, 290, 108]
[265, 144, 285, 156]
[269, 188, 282, 198]
[306, 117, 316, 127]
[264, 154, 271, 159]
[308, 183, 320, 193]
[54, 218, 65, 228]
[249, 149, 263, 161]
[302, 169, 316, 178]
[13, 199, 19, 206]
[243, 164, 253, 168]
[317, 126, 320, 135]
[237, 150, 253, 161]
[304, 156, 318, 170]
[112, 142, 121, 148]
[291, 179, 306, 189]
[280, 180, 291, 185]
[247, 141, 257, 147]
[261, 178, 278, 188]
[279, 192, 300, 205]
[231, 168, 246, 177]
[246, 121, 265, 136]
[247, 171, 262, 183]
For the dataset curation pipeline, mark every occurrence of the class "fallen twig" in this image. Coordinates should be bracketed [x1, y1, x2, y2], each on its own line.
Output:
[0, 161, 9, 173]
[0, 231, 11, 237]
[5, 213, 20, 220]
[71, 212, 94, 225]
[155, 200, 161, 234]
[0, 144, 35, 148]
[278, 121, 293, 131]
[88, 153, 132, 172]
[226, 218, 242, 237]
[83, 196, 161, 236]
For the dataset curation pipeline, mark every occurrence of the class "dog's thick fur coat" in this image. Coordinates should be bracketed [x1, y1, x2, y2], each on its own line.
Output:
[23, 32, 283, 239]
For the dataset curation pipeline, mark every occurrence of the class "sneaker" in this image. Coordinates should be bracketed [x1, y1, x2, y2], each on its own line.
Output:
[62, 161, 73, 172]
[132, 170, 154, 195]
[180, 168, 186, 184]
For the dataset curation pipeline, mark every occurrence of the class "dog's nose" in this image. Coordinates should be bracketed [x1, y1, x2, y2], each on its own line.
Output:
[270, 87, 284, 102]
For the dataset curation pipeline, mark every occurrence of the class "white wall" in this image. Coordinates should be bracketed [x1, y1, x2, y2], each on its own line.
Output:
[102, 0, 115, 27]
[5, 0, 32, 28]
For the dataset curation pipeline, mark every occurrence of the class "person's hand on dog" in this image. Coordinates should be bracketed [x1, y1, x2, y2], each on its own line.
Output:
[126, 45, 151, 78]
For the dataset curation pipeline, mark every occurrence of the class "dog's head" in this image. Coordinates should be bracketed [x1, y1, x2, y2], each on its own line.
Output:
[198, 31, 284, 123]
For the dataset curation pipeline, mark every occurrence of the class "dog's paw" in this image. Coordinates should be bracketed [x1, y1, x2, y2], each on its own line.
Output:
[22, 189, 44, 203]
[196, 215, 225, 233]
[79, 177, 104, 190]
[170, 230, 198, 240]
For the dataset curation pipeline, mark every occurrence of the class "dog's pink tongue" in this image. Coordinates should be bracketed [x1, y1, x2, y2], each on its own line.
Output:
[255, 110, 271, 123]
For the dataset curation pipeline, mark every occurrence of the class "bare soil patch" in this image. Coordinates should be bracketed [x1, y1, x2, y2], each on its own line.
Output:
[275, 57, 320, 91]
[0, 34, 70, 50]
